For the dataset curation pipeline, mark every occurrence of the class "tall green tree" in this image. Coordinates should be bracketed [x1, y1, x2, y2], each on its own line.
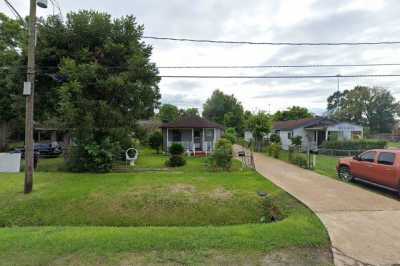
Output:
[246, 112, 272, 151]
[202, 90, 244, 133]
[273, 106, 313, 121]
[0, 13, 25, 151]
[45, 11, 161, 171]
[159, 104, 180, 123]
[180, 107, 199, 117]
[327, 86, 400, 133]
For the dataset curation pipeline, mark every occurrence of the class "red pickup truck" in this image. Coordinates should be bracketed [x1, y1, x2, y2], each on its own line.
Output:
[337, 149, 400, 197]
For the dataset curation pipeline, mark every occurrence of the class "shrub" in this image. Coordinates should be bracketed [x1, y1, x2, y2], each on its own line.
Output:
[290, 154, 308, 169]
[291, 136, 302, 147]
[268, 143, 281, 158]
[321, 139, 387, 151]
[148, 131, 163, 153]
[65, 138, 119, 173]
[269, 133, 281, 144]
[169, 143, 184, 155]
[166, 155, 186, 167]
[224, 127, 237, 144]
[207, 138, 233, 171]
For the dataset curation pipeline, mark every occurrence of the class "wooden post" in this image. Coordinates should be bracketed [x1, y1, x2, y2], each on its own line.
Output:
[24, 0, 37, 194]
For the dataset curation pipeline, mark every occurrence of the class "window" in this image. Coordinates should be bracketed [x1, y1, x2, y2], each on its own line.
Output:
[359, 151, 376, 163]
[172, 130, 182, 142]
[377, 152, 396, 166]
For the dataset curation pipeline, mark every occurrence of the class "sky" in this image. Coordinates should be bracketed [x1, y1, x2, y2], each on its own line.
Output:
[2, 0, 400, 115]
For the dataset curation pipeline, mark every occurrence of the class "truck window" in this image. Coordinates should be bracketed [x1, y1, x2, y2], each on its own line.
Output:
[359, 151, 376, 163]
[377, 152, 396, 166]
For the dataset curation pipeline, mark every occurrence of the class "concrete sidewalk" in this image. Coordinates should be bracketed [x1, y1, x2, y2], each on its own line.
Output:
[238, 147, 400, 266]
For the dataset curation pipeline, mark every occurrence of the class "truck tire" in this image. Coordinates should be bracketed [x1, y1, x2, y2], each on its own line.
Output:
[338, 165, 353, 182]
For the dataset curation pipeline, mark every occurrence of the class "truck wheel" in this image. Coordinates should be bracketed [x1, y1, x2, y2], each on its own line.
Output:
[338, 166, 353, 182]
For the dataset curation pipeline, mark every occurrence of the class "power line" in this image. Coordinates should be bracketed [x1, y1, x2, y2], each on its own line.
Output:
[157, 63, 400, 69]
[143, 36, 400, 46]
[158, 74, 400, 79]
[3, 0, 25, 25]
[3, 62, 400, 71]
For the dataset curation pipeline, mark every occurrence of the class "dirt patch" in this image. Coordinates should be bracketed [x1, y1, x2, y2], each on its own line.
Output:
[169, 184, 196, 194]
[209, 187, 233, 201]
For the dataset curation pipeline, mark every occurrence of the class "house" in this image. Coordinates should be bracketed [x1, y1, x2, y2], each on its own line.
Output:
[273, 117, 363, 150]
[160, 116, 224, 155]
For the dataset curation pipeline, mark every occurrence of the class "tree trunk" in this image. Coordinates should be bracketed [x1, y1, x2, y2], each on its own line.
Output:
[0, 122, 9, 152]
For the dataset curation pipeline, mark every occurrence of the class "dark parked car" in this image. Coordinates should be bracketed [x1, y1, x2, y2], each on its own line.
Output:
[14, 143, 63, 158]
[337, 149, 400, 197]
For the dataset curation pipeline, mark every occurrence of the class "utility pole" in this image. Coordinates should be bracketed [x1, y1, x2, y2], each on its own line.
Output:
[24, 0, 37, 194]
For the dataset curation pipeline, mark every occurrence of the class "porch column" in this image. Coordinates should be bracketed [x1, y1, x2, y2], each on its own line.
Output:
[325, 129, 329, 141]
[315, 131, 318, 147]
[213, 128, 217, 150]
[192, 128, 195, 156]
[166, 128, 169, 152]
[202, 128, 205, 154]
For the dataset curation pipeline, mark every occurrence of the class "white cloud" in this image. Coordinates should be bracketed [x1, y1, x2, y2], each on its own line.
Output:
[2, 0, 400, 113]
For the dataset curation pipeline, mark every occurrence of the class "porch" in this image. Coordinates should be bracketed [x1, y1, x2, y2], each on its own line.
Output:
[165, 127, 217, 156]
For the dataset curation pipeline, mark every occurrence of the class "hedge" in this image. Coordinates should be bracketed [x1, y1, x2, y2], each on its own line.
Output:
[321, 139, 387, 151]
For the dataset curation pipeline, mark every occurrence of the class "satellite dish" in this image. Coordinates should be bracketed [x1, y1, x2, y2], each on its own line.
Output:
[37, 0, 48, 8]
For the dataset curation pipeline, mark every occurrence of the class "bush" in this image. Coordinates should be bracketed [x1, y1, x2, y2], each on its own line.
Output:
[66, 138, 119, 173]
[224, 127, 237, 144]
[291, 136, 302, 147]
[207, 138, 233, 171]
[321, 139, 387, 151]
[269, 133, 281, 144]
[290, 154, 308, 169]
[267, 143, 281, 158]
[169, 143, 184, 155]
[148, 131, 163, 153]
[166, 155, 186, 167]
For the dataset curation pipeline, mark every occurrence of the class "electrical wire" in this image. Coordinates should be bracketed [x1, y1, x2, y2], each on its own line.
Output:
[3, 0, 25, 25]
[157, 63, 400, 69]
[158, 74, 400, 79]
[143, 36, 400, 46]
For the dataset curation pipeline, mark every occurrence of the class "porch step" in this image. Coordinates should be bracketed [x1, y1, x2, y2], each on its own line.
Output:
[192, 151, 209, 157]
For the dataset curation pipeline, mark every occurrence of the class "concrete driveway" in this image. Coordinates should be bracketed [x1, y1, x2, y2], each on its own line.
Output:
[239, 148, 400, 266]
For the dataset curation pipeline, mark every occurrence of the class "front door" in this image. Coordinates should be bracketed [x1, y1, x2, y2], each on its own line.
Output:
[194, 130, 202, 151]
[317, 131, 326, 146]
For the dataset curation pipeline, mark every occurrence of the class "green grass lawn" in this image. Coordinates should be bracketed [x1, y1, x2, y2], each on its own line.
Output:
[278, 150, 339, 179]
[0, 148, 332, 265]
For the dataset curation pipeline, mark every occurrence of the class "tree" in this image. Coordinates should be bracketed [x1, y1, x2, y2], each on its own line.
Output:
[327, 86, 400, 133]
[202, 90, 244, 134]
[180, 108, 199, 117]
[148, 131, 163, 153]
[273, 106, 313, 121]
[0, 13, 25, 151]
[159, 104, 179, 123]
[247, 112, 272, 151]
[224, 127, 237, 144]
[50, 11, 160, 171]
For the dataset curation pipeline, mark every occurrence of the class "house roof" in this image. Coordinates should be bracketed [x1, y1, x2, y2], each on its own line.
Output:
[160, 116, 224, 129]
[273, 117, 338, 131]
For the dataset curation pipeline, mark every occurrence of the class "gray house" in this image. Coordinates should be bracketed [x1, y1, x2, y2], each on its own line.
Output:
[273, 117, 363, 150]
[160, 116, 224, 155]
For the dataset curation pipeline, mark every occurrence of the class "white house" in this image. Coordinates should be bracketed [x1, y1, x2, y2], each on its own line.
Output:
[160, 116, 224, 156]
[273, 117, 363, 150]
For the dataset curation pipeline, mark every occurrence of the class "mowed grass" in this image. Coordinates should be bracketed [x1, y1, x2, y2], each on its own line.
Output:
[278, 150, 339, 179]
[0, 148, 332, 265]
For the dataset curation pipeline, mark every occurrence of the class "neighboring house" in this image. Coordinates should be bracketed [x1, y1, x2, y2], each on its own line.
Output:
[273, 117, 363, 151]
[160, 116, 224, 155]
